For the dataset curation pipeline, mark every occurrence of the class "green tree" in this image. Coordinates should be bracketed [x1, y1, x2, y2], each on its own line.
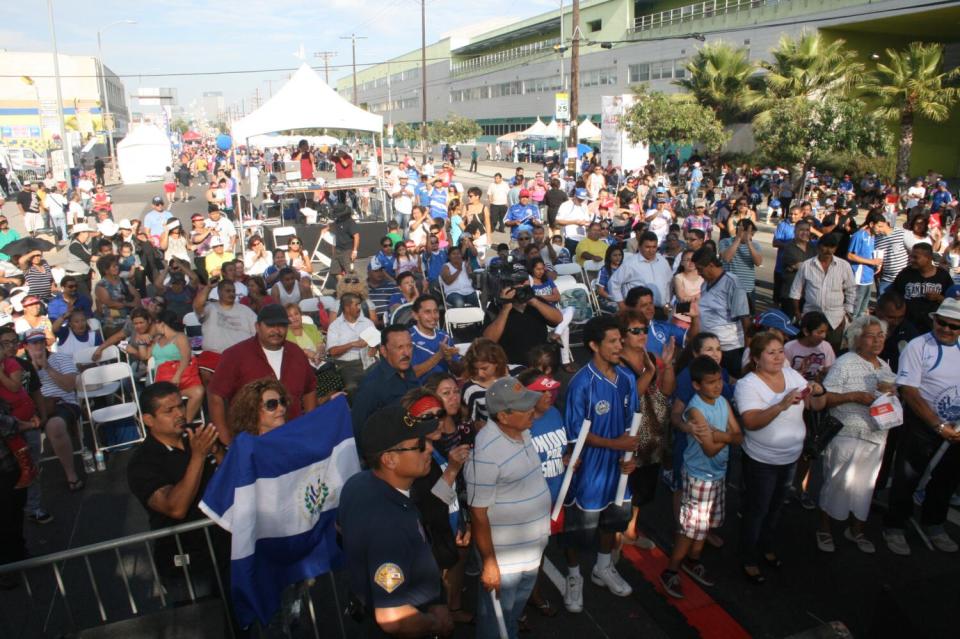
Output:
[675, 42, 759, 124]
[392, 122, 416, 144]
[753, 97, 891, 193]
[170, 117, 190, 135]
[866, 42, 960, 180]
[443, 114, 483, 143]
[620, 85, 729, 165]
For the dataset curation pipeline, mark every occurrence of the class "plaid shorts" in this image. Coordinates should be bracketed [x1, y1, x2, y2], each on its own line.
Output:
[678, 471, 725, 541]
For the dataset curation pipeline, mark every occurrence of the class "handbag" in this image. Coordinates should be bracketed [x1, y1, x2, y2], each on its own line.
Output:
[803, 411, 845, 459]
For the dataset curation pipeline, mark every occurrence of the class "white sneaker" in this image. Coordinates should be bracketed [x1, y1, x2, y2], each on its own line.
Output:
[563, 574, 583, 613]
[591, 564, 633, 597]
[843, 528, 876, 554]
[882, 529, 911, 556]
[926, 530, 959, 553]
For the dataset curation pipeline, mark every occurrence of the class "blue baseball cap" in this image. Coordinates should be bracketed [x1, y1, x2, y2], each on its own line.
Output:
[944, 284, 960, 300]
[574, 187, 589, 200]
[757, 309, 799, 337]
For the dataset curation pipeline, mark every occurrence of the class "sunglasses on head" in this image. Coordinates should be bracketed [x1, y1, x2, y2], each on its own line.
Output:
[386, 436, 427, 454]
[262, 397, 288, 411]
[935, 316, 960, 331]
[626, 326, 648, 335]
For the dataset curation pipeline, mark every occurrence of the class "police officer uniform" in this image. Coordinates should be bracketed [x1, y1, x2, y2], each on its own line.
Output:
[338, 406, 446, 638]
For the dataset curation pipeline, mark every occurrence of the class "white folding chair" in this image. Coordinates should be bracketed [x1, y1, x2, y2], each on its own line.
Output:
[555, 277, 597, 346]
[86, 317, 104, 343]
[444, 307, 486, 340]
[146, 356, 157, 384]
[272, 226, 298, 250]
[390, 302, 414, 326]
[553, 262, 584, 279]
[51, 267, 66, 286]
[78, 362, 146, 455]
[310, 230, 334, 291]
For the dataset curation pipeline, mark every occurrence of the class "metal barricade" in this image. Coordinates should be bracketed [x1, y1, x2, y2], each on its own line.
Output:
[0, 519, 348, 639]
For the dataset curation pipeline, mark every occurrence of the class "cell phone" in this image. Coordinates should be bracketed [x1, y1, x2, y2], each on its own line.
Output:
[675, 301, 691, 314]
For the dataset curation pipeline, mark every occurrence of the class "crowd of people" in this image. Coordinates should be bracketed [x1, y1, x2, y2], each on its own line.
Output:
[0, 148, 959, 639]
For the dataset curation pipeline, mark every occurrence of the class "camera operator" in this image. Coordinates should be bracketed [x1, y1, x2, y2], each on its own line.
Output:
[482, 281, 562, 365]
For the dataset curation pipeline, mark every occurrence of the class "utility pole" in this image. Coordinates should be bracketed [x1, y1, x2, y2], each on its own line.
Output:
[46, 0, 71, 182]
[313, 50, 337, 84]
[568, 0, 580, 150]
[340, 33, 366, 103]
[253, 87, 261, 109]
[420, 0, 428, 161]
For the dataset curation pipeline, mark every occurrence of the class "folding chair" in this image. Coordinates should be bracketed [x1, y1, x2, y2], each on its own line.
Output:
[553, 262, 585, 279]
[390, 303, 414, 327]
[78, 362, 146, 455]
[555, 277, 597, 347]
[272, 226, 298, 250]
[87, 317, 104, 343]
[309, 230, 334, 292]
[444, 307, 486, 343]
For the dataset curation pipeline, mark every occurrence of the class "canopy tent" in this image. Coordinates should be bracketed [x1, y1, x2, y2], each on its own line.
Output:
[577, 118, 602, 140]
[182, 130, 201, 141]
[496, 131, 525, 142]
[231, 64, 382, 141]
[543, 119, 560, 138]
[246, 133, 340, 149]
[519, 118, 549, 138]
[116, 124, 171, 184]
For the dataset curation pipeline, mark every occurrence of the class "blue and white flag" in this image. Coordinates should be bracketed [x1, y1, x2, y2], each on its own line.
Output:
[200, 396, 360, 626]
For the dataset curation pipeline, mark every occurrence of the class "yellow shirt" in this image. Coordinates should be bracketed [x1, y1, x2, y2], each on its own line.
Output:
[204, 250, 236, 275]
[575, 238, 609, 265]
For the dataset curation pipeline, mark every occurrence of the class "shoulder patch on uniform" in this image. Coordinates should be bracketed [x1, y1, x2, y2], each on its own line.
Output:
[374, 563, 404, 593]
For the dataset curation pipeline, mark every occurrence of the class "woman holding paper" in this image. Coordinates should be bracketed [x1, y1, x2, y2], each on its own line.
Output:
[816, 315, 893, 554]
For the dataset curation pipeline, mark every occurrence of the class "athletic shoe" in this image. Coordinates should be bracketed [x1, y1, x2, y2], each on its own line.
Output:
[659, 570, 684, 599]
[816, 531, 835, 553]
[681, 561, 714, 587]
[591, 564, 632, 597]
[843, 528, 876, 554]
[27, 509, 53, 525]
[926, 530, 959, 553]
[799, 492, 816, 511]
[882, 529, 911, 556]
[563, 574, 583, 613]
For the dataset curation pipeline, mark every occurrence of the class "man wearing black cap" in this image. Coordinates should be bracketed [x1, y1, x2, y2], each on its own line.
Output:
[339, 405, 453, 637]
[207, 304, 316, 444]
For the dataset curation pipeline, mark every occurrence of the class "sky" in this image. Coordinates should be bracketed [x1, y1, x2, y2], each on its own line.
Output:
[5, 0, 559, 119]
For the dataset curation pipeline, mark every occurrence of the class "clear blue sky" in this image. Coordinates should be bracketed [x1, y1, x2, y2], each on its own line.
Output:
[5, 0, 556, 115]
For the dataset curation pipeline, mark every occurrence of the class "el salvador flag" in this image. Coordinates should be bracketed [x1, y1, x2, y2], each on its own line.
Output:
[200, 396, 361, 627]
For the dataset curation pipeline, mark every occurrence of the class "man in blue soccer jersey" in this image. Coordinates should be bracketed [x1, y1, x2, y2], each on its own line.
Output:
[409, 294, 463, 381]
[504, 189, 543, 241]
[561, 316, 639, 613]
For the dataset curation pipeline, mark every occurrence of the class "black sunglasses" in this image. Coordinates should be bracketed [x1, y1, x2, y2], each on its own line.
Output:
[625, 327, 648, 335]
[262, 397, 288, 411]
[386, 437, 427, 454]
[935, 316, 960, 331]
[343, 277, 360, 284]
[288, 241, 300, 246]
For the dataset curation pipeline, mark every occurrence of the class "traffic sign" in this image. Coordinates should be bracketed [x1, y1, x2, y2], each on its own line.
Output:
[555, 92, 570, 121]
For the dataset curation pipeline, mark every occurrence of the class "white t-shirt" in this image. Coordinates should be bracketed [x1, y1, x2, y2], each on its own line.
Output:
[392, 183, 415, 215]
[441, 262, 475, 297]
[896, 333, 960, 423]
[261, 346, 283, 379]
[735, 367, 809, 465]
[486, 181, 510, 206]
[200, 302, 257, 353]
[555, 200, 590, 240]
[783, 339, 835, 380]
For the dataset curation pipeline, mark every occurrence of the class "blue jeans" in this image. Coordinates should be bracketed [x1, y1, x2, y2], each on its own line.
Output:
[877, 280, 892, 296]
[854, 283, 872, 317]
[739, 453, 796, 566]
[394, 211, 410, 236]
[445, 292, 478, 308]
[476, 568, 537, 639]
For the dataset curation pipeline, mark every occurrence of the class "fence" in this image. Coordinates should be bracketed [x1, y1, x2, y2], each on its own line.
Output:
[630, 0, 789, 33]
[0, 519, 348, 639]
[450, 37, 561, 77]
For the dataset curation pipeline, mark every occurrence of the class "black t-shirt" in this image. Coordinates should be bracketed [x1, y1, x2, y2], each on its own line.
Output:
[891, 266, 955, 331]
[544, 188, 568, 216]
[881, 319, 921, 373]
[17, 190, 38, 213]
[486, 303, 550, 364]
[333, 217, 359, 251]
[617, 187, 638, 209]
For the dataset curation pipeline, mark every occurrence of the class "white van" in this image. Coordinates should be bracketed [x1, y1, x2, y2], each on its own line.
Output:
[0, 146, 47, 182]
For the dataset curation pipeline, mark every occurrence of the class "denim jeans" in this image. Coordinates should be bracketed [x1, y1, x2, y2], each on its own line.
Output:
[877, 280, 892, 296]
[854, 283, 872, 317]
[476, 568, 538, 639]
[739, 452, 796, 566]
[445, 292, 478, 308]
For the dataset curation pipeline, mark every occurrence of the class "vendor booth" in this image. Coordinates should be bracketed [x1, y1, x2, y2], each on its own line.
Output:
[115, 125, 172, 184]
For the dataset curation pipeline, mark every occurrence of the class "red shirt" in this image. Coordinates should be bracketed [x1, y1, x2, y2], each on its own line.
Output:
[207, 337, 316, 420]
[0, 357, 35, 421]
[335, 155, 354, 180]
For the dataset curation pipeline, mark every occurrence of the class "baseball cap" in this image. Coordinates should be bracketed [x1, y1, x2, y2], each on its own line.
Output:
[574, 187, 589, 200]
[693, 199, 707, 208]
[191, 213, 204, 221]
[519, 189, 531, 198]
[23, 328, 46, 344]
[944, 284, 960, 300]
[486, 377, 542, 415]
[523, 375, 560, 393]
[21, 295, 41, 308]
[151, 196, 164, 205]
[359, 404, 440, 461]
[757, 309, 799, 337]
[256, 303, 290, 326]
[932, 297, 960, 322]
[209, 236, 225, 248]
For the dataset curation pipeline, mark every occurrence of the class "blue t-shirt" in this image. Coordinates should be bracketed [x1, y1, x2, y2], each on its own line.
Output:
[47, 294, 93, 323]
[421, 250, 447, 283]
[564, 362, 638, 510]
[931, 189, 953, 212]
[415, 182, 431, 207]
[409, 325, 459, 380]
[429, 189, 448, 220]
[143, 209, 172, 237]
[450, 214, 464, 246]
[647, 319, 686, 358]
[847, 228, 876, 285]
[504, 203, 541, 239]
[682, 394, 730, 481]
[529, 407, 567, 507]
[773, 220, 796, 273]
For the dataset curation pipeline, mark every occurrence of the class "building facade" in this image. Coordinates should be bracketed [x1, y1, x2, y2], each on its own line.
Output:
[338, 0, 960, 176]
[0, 50, 129, 154]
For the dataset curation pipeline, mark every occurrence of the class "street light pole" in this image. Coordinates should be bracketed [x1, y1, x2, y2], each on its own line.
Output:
[97, 19, 135, 178]
[420, 0, 428, 161]
[46, 0, 71, 183]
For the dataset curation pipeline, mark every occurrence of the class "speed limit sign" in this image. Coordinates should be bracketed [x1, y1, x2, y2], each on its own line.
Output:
[555, 92, 570, 121]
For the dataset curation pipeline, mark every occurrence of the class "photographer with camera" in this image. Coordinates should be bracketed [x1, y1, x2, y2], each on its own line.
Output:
[482, 276, 562, 366]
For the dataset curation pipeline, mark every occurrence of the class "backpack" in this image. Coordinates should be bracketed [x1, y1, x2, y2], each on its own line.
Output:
[560, 287, 593, 322]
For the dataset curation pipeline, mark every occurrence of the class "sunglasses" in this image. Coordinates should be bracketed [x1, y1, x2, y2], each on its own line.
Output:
[342, 277, 360, 284]
[935, 316, 960, 331]
[262, 397, 288, 411]
[289, 241, 300, 246]
[386, 437, 427, 454]
[625, 327, 648, 335]
[381, 243, 392, 248]
[518, 236, 531, 241]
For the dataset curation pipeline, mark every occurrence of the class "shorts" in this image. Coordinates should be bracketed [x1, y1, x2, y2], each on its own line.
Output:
[330, 252, 354, 276]
[163, 182, 176, 193]
[564, 501, 632, 538]
[196, 351, 221, 374]
[48, 402, 81, 427]
[678, 472, 725, 541]
[24, 212, 45, 233]
[628, 463, 660, 506]
[155, 358, 202, 389]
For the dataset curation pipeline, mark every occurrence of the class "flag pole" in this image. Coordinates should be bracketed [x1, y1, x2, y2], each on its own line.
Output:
[551, 418, 591, 521]
[613, 411, 642, 505]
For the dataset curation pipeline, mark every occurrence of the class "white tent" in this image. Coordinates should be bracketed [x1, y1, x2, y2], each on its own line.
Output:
[116, 125, 172, 184]
[519, 118, 549, 138]
[231, 64, 382, 141]
[246, 133, 340, 149]
[543, 119, 560, 138]
[577, 118, 602, 140]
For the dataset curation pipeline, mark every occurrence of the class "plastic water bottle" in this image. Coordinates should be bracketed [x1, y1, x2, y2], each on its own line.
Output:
[94, 450, 106, 472]
[81, 450, 96, 475]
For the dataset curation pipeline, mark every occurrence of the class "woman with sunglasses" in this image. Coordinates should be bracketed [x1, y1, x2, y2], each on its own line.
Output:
[243, 235, 272, 277]
[401, 385, 474, 626]
[617, 310, 676, 551]
[283, 236, 313, 279]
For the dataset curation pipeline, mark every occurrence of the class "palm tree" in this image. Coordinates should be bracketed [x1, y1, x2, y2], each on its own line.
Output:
[675, 42, 759, 124]
[868, 42, 960, 181]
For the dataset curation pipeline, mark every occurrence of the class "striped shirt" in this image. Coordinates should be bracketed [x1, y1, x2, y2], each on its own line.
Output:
[874, 228, 909, 284]
[25, 264, 55, 302]
[38, 351, 78, 405]
[788, 256, 857, 329]
[465, 422, 551, 574]
[718, 238, 761, 293]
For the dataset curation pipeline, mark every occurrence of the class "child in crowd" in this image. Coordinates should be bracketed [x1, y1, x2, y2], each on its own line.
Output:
[660, 356, 742, 599]
[552, 235, 572, 264]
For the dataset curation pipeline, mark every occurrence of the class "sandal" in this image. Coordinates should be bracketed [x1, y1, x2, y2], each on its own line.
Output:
[68, 478, 85, 492]
[742, 565, 766, 584]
